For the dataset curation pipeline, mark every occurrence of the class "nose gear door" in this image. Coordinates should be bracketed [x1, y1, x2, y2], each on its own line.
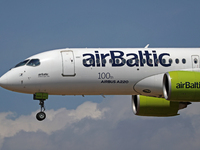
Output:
[61, 51, 76, 76]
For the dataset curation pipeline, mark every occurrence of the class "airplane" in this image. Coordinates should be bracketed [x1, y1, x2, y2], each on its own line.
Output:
[0, 45, 198, 121]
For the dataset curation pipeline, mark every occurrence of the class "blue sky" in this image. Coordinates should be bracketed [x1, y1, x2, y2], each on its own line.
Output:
[1, 0, 200, 150]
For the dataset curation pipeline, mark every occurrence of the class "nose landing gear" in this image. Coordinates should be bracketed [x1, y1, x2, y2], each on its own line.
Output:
[34, 93, 48, 121]
[36, 100, 46, 121]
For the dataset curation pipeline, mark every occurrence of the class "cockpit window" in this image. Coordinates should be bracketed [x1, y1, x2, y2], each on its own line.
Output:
[14, 59, 30, 68]
[27, 59, 40, 67]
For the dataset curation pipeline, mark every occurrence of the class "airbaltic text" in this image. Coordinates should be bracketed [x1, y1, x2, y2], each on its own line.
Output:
[82, 50, 171, 67]
[176, 82, 200, 89]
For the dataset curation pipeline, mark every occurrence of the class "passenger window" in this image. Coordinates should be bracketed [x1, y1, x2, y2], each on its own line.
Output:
[175, 58, 179, 64]
[102, 59, 106, 64]
[182, 59, 186, 64]
[136, 59, 139, 65]
[155, 59, 159, 65]
[89, 59, 93, 65]
[162, 59, 166, 64]
[142, 59, 146, 64]
[109, 59, 113, 64]
[116, 59, 120, 64]
[96, 59, 100, 64]
[122, 59, 126, 64]
[27, 59, 40, 67]
[148, 59, 152, 64]
[14, 59, 30, 68]
[83, 59, 86, 65]
[169, 58, 173, 64]
[194, 58, 198, 64]
[128, 59, 133, 64]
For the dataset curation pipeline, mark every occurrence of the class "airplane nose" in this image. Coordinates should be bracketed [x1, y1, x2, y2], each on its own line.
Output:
[0, 71, 25, 92]
[0, 74, 8, 87]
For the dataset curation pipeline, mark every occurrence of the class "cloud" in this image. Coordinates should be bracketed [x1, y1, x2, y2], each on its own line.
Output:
[0, 101, 108, 149]
[0, 96, 200, 150]
[0, 101, 107, 137]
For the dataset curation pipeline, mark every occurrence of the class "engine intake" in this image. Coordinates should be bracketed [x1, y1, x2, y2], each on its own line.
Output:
[163, 71, 200, 102]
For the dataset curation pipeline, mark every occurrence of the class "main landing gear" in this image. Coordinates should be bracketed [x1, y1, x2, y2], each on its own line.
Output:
[34, 93, 48, 121]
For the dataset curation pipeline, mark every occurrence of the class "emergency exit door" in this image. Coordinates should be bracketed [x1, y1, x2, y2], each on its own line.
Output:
[192, 55, 199, 69]
[61, 51, 75, 76]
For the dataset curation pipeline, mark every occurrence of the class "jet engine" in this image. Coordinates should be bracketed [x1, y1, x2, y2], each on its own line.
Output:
[163, 71, 200, 102]
[132, 95, 189, 117]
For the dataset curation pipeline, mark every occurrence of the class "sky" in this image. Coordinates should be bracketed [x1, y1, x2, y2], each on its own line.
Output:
[1, 0, 200, 149]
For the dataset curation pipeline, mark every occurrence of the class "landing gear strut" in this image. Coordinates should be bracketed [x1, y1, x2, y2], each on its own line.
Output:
[36, 100, 46, 121]
[34, 93, 48, 121]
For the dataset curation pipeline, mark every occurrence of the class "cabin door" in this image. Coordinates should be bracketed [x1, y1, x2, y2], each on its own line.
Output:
[61, 51, 75, 76]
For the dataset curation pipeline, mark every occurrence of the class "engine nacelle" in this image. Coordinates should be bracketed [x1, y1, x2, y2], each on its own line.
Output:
[163, 71, 200, 102]
[133, 74, 164, 98]
[132, 95, 189, 117]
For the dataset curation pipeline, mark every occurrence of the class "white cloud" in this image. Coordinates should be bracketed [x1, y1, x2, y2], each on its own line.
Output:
[0, 101, 108, 149]
[1, 96, 200, 150]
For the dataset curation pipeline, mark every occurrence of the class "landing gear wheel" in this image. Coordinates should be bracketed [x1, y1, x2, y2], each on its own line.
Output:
[34, 93, 48, 121]
[36, 112, 46, 121]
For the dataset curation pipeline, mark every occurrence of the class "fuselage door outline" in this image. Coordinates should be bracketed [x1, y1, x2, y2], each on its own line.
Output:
[61, 51, 76, 77]
[192, 55, 199, 69]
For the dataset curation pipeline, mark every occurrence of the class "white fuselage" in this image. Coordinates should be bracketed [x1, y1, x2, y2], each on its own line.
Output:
[0, 48, 199, 96]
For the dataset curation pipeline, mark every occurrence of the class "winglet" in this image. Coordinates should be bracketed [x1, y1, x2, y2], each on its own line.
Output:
[144, 44, 149, 48]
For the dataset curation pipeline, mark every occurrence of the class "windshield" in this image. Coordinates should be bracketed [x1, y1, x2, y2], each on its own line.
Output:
[14, 59, 30, 68]
[27, 59, 40, 67]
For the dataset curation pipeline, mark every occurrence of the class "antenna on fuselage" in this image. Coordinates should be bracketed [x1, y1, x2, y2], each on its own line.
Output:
[144, 44, 149, 48]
